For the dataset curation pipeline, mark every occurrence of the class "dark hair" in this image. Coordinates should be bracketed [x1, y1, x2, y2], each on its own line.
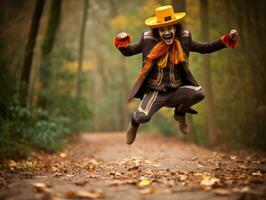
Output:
[151, 23, 183, 40]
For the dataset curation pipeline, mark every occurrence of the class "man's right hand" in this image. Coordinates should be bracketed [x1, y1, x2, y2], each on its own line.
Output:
[118, 32, 128, 40]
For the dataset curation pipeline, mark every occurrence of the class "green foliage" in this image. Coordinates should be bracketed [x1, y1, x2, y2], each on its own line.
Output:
[37, 47, 92, 132]
[0, 100, 71, 160]
[151, 112, 176, 137]
[26, 119, 69, 152]
[0, 45, 92, 160]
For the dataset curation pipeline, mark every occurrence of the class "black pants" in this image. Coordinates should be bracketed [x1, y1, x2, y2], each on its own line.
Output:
[133, 85, 205, 124]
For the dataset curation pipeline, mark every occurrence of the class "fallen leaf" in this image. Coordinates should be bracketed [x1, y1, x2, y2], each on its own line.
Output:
[74, 180, 89, 186]
[251, 160, 262, 164]
[178, 174, 188, 182]
[88, 159, 100, 165]
[54, 172, 64, 177]
[6, 160, 17, 170]
[197, 163, 204, 168]
[23, 161, 34, 169]
[52, 166, 59, 172]
[32, 182, 49, 193]
[126, 179, 139, 185]
[34, 175, 48, 179]
[108, 180, 126, 186]
[66, 174, 75, 178]
[200, 177, 220, 189]
[239, 165, 248, 170]
[65, 190, 77, 198]
[232, 186, 263, 195]
[127, 166, 139, 171]
[138, 178, 153, 187]
[80, 189, 104, 199]
[144, 160, 154, 164]
[66, 189, 104, 199]
[60, 153, 67, 158]
[87, 164, 96, 172]
[213, 188, 231, 196]
[230, 155, 237, 160]
[252, 171, 263, 176]
[144, 168, 153, 175]
[139, 187, 156, 195]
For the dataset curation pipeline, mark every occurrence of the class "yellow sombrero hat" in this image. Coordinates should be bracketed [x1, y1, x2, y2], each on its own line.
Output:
[145, 5, 186, 28]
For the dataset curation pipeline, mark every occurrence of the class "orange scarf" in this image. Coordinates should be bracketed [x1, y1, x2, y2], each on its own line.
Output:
[136, 39, 186, 80]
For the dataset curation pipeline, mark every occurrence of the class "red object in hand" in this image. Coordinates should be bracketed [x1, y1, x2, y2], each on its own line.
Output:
[221, 29, 238, 49]
[113, 34, 131, 48]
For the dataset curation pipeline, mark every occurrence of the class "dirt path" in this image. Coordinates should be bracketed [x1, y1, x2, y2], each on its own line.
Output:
[0, 132, 266, 200]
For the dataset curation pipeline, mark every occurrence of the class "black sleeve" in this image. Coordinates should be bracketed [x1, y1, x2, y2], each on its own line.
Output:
[188, 31, 226, 54]
[118, 33, 143, 57]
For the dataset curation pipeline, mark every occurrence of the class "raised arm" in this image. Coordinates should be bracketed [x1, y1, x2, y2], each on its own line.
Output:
[113, 32, 143, 56]
[188, 29, 238, 54]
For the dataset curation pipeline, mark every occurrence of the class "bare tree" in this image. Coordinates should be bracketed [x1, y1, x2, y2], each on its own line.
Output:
[39, 0, 62, 109]
[172, 0, 186, 12]
[200, 0, 217, 146]
[76, 0, 89, 99]
[20, 0, 45, 106]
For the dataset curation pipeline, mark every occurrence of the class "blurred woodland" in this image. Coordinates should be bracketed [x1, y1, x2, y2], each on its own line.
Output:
[0, 0, 266, 160]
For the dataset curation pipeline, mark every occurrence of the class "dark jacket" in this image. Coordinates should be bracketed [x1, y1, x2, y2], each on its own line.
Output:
[118, 30, 226, 102]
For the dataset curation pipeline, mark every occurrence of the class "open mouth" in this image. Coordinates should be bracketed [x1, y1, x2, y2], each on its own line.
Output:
[162, 33, 174, 44]
[162, 33, 174, 40]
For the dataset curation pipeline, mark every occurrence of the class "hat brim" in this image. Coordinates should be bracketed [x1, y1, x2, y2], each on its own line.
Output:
[145, 12, 186, 28]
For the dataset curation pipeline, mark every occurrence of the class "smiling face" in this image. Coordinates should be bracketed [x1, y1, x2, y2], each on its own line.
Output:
[158, 25, 176, 45]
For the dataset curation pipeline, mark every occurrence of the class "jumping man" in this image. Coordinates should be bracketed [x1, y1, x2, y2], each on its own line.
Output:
[113, 5, 237, 145]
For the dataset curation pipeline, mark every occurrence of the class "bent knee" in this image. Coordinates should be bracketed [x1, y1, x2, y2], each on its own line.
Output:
[197, 90, 205, 101]
[193, 90, 205, 102]
[133, 111, 151, 124]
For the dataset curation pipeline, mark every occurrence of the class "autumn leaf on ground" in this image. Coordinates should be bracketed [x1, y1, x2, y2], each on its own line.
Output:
[139, 187, 157, 195]
[178, 174, 188, 182]
[213, 188, 231, 196]
[66, 189, 104, 199]
[4, 160, 17, 171]
[138, 177, 153, 187]
[32, 182, 50, 193]
[87, 163, 96, 172]
[23, 161, 34, 169]
[108, 179, 127, 186]
[239, 164, 248, 170]
[200, 176, 220, 190]
[230, 155, 237, 160]
[74, 180, 89, 186]
[81, 189, 104, 199]
[88, 159, 100, 165]
[60, 153, 67, 158]
[252, 171, 263, 176]
[65, 190, 78, 198]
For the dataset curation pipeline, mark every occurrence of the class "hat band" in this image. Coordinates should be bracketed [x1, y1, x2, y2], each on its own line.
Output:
[164, 16, 172, 21]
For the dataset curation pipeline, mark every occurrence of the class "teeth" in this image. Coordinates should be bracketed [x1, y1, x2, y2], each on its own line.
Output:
[163, 34, 173, 39]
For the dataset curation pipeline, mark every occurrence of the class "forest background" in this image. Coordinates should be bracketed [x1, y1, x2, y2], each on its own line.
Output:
[0, 0, 265, 160]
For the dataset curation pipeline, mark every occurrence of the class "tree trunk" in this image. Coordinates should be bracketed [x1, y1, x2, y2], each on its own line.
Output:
[20, 0, 45, 106]
[118, 57, 130, 130]
[38, 0, 62, 109]
[76, 0, 89, 99]
[172, 0, 186, 12]
[172, 0, 186, 27]
[200, 0, 217, 146]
